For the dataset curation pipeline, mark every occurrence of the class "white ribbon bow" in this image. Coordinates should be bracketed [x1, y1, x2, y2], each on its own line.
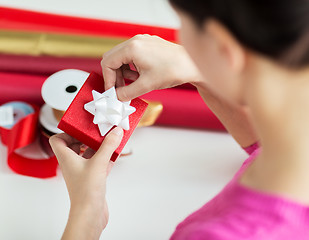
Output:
[84, 87, 136, 136]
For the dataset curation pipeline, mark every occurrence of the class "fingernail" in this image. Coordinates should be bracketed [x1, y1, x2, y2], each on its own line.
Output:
[112, 127, 123, 136]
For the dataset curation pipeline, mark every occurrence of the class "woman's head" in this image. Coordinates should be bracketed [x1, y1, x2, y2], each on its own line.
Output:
[170, 0, 309, 68]
[170, 0, 309, 104]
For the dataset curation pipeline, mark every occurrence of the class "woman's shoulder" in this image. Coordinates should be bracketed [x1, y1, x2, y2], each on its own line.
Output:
[171, 180, 309, 240]
[170, 146, 309, 240]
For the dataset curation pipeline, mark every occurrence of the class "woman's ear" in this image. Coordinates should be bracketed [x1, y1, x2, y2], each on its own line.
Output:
[205, 19, 246, 74]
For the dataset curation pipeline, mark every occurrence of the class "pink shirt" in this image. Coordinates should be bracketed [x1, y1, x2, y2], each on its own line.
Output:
[170, 143, 309, 239]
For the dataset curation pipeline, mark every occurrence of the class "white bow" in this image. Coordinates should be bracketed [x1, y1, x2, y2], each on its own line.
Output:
[84, 87, 136, 136]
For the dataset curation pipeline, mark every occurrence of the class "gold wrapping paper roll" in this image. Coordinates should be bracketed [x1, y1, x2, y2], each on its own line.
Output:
[138, 101, 163, 127]
[0, 30, 125, 57]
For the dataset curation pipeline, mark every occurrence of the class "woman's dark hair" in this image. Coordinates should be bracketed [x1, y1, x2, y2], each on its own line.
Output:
[169, 0, 309, 68]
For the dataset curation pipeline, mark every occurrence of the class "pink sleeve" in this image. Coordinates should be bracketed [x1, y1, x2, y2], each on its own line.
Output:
[243, 142, 260, 155]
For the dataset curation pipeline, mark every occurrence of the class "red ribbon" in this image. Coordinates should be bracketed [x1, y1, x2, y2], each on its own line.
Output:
[0, 104, 58, 178]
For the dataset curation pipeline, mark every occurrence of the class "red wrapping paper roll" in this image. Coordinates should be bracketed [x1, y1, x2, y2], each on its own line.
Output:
[0, 6, 177, 40]
[142, 89, 225, 130]
[0, 71, 224, 130]
[0, 54, 196, 90]
[0, 72, 46, 106]
[0, 54, 102, 75]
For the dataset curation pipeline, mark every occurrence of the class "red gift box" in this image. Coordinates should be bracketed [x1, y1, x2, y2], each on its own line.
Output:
[58, 72, 148, 161]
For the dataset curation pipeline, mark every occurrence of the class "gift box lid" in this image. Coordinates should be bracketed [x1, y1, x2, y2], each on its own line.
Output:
[58, 72, 148, 161]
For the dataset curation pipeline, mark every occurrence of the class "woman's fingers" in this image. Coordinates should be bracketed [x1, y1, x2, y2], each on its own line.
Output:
[49, 133, 81, 165]
[102, 35, 192, 101]
[50, 127, 123, 167]
[101, 41, 134, 90]
[116, 75, 150, 102]
[102, 66, 117, 91]
[101, 34, 151, 91]
[92, 127, 124, 165]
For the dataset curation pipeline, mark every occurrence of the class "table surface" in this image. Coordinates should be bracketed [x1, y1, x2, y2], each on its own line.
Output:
[0, 127, 247, 240]
[0, 1, 248, 239]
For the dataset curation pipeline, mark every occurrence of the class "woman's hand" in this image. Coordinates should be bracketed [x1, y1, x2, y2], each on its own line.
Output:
[49, 127, 124, 240]
[101, 34, 202, 101]
[102, 34, 258, 148]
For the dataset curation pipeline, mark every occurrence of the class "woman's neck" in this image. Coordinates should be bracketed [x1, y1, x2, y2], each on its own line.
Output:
[240, 57, 309, 204]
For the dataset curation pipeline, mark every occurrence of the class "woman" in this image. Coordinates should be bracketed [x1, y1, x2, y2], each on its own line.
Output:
[50, 0, 309, 239]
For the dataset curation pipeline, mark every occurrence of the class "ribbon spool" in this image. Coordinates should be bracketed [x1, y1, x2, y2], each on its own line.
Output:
[0, 101, 58, 178]
[40, 69, 90, 154]
[41, 69, 90, 112]
[39, 104, 63, 156]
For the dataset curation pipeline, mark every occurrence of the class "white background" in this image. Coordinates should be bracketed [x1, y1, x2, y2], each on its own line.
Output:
[0, 1, 247, 239]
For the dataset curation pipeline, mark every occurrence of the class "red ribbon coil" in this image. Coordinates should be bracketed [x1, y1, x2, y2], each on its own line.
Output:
[0, 103, 58, 178]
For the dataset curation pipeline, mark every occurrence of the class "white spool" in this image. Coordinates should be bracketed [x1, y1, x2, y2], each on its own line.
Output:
[39, 104, 63, 134]
[40, 69, 90, 134]
[41, 69, 89, 111]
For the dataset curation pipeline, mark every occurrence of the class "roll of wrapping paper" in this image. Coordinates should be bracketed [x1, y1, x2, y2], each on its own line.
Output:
[141, 89, 225, 130]
[0, 72, 224, 130]
[0, 54, 196, 90]
[0, 53, 102, 75]
[0, 6, 177, 67]
[0, 30, 125, 58]
[0, 102, 58, 178]
[0, 6, 177, 40]
[0, 8, 198, 90]
[138, 101, 163, 127]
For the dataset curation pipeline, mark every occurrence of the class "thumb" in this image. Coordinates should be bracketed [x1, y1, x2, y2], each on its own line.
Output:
[92, 127, 124, 164]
